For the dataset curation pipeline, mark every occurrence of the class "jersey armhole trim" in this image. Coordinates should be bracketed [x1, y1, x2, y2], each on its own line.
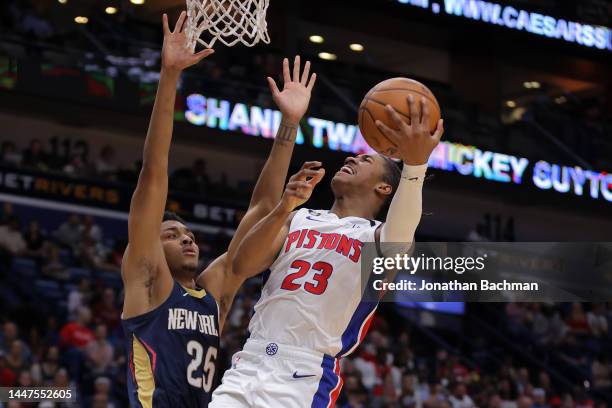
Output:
[121, 281, 180, 324]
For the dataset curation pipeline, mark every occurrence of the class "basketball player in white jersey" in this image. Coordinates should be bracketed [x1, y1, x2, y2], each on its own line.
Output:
[210, 98, 444, 407]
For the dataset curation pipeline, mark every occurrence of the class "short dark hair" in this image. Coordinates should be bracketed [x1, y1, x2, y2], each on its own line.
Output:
[163, 211, 186, 224]
[377, 156, 402, 218]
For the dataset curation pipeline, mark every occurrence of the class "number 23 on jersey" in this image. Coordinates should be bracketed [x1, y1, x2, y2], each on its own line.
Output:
[280, 259, 333, 295]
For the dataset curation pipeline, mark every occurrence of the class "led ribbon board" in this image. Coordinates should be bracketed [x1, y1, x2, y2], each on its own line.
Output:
[184, 94, 612, 202]
[397, 0, 612, 51]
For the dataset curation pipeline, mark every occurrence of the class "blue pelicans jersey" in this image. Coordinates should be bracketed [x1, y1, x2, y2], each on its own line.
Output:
[122, 281, 220, 408]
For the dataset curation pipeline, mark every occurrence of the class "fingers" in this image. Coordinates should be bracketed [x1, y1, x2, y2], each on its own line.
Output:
[384, 105, 406, 130]
[301, 161, 322, 170]
[307, 73, 317, 91]
[432, 119, 444, 142]
[308, 168, 325, 186]
[286, 181, 310, 199]
[293, 55, 300, 83]
[300, 60, 311, 85]
[288, 161, 323, 182]
[375, 120, 402, 145]
[267, 77, 280, 96]
[282, 58, 290, 85]
[173, 11, 187, 34]
[193, 48, 214, 62]
[420, 97, 429, 126]
[162, 14, 170, 36]
[289, 169, 322, 181]
[408, 95, 419, 126]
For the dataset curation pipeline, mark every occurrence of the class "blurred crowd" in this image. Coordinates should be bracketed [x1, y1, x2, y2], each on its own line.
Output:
[0, 201, 123, 275]
[0, 137, 252, 202]
[222, 292, 612, 408]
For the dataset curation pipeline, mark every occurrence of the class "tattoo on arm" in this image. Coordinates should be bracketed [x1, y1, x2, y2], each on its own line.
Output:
[136, 257, 157, 303]
[145, 276, 155, 302]
[276, 122, 298, 145]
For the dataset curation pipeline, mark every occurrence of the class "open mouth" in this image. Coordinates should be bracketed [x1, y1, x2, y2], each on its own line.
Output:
[339, 165, 355, 175]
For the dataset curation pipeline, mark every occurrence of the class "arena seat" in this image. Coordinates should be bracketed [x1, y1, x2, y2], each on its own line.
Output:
[11, 257, 38, 278]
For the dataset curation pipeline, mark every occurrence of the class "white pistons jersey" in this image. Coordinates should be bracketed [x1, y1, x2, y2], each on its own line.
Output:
[247, 208, 382, 358]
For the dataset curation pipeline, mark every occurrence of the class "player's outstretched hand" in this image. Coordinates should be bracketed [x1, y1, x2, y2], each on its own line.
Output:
[162, 11, 214, 74]
[267, 56, 317, 125]
[375, 96, 444, 165]
[280, 161, 325, 212]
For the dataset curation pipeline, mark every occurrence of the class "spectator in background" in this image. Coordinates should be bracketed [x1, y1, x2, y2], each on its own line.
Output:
[16, 370, 33, 387]
[5, 340, 28, 373]
[54, 214, 82, 252]
[44, 140, 65, 171]
[104, 239, 125, 271]
[516, 395, 533, 408]
[74, 215, 106, 268]
[31, 345, 61, 386]
[0, 351, 16, 386]
[85, 324, 114, 375]
[566, 302, 590, 337]
[41, 242, 68, 280]
[0, 141, 21, 166]
[67, 279, 92, 321]
[24, 220, 46, 258]
[532, 388, 550, 408]
[21, 139, 48, 171]
[0, 202, 14, 225]
[52, 368, 72, 389]
[59, 306, 94, 349]
[63, 154, 89, 178]
[0, 216, 26, 256]
[591, 354, 611, 393]
[341, 374, 370, 408]
[94, 145, 118, 181]
[0, 323, 24, 356]
[448, 382, 475, 408]
[92, 376, 117, 408]
[80, 215, 102, 243]
[399, 373, 418, 407]
[170, 158, 210, 194]
[92, 288, 119, 332]
[424, 383, 448, 408]
[587, 303, 609, 338]
[78, 232, 107, 269]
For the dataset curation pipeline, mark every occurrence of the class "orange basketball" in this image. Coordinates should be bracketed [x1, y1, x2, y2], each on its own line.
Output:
[358, 78, 441, 159]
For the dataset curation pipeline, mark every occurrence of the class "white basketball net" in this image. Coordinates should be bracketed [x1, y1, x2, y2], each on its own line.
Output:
[185, 0, 270, 50]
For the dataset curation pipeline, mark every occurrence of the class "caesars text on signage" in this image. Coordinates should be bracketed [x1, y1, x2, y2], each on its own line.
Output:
[398, 0, 612, 51]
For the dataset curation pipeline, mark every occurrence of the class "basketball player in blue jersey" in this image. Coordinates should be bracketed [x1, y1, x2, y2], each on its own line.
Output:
[121, 11, 317, 408]
[210, 98, 443, 407]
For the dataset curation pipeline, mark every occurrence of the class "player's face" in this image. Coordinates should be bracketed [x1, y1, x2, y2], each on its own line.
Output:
[331, 154, 389, 194]
[161, 221, 199, 275]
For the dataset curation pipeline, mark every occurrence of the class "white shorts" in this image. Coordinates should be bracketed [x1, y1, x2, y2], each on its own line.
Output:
[210, 339, 343, 408]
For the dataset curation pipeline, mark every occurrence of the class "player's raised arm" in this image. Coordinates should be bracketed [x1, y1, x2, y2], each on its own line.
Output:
[374, 96, 444, 246]
[122, 12, 213, 318]
[232, 163, 325, 277]
[196, 57, 317, 323]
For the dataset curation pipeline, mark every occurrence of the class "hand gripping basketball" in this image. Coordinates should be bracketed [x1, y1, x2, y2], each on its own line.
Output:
[375, 96, 444, 166]
[280, 161, 325, 212]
